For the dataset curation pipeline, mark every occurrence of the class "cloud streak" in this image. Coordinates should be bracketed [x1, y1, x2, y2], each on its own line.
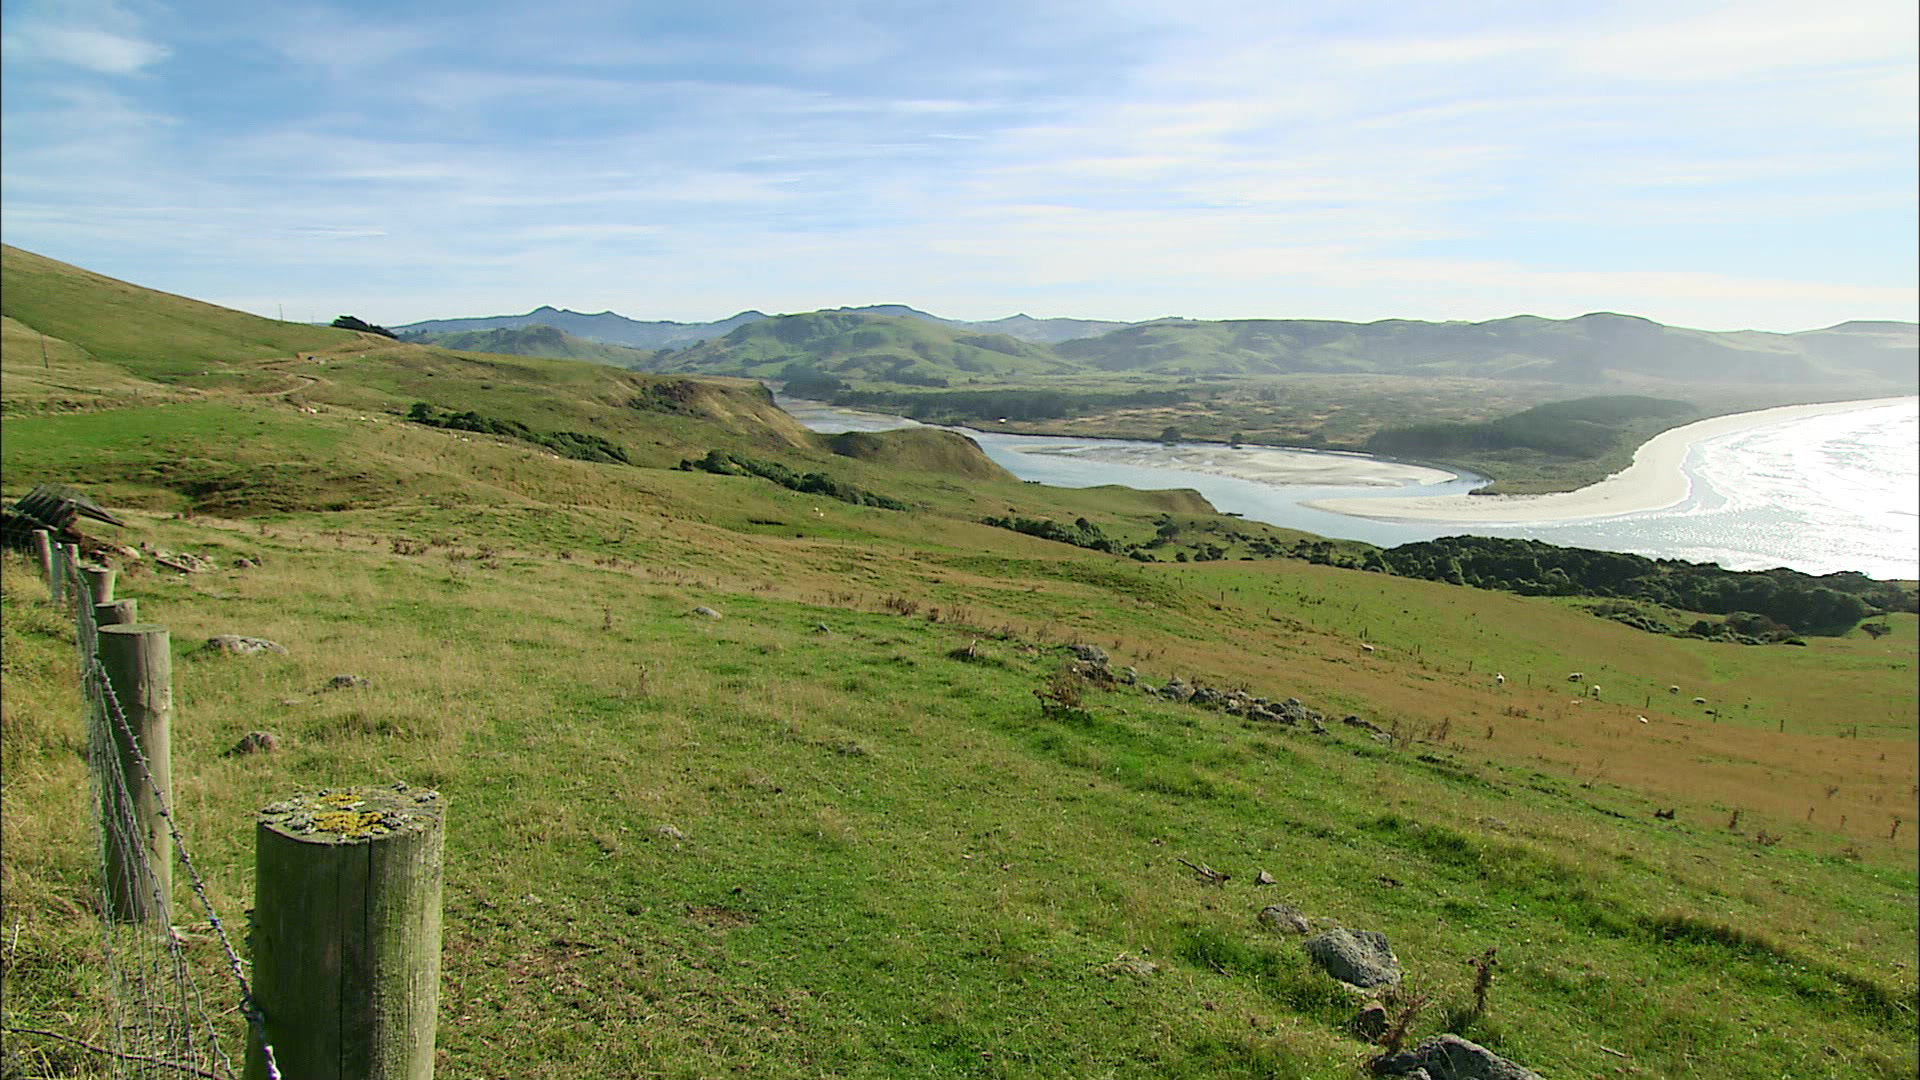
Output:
[0, 0, 1912, 330]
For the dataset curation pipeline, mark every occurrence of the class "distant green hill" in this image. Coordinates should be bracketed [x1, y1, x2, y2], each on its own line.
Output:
[1055, 312, 1917, 385]
[402, 324, 660, 367]
[653, 311, 1082, 385]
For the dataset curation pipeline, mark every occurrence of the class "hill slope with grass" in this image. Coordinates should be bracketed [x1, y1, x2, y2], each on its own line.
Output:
[1056, 312, 1919, 386]
[2, 248, 1915, 1080]
[653, 311, 1082, 385]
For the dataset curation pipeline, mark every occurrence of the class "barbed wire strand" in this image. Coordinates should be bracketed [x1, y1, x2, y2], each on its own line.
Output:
[62, 556, 278, 1080]
[89, 634, 279, 1080]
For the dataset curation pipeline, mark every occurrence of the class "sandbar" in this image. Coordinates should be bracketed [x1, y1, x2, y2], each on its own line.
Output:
[1303, 397, 1915, 525]
[1013, 440, 1455, 488]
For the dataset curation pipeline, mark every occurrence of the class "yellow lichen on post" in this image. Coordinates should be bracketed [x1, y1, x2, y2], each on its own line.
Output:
[248, 784, 445, 1080]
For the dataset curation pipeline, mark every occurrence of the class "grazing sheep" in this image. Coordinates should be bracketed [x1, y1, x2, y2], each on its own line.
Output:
[1668, 685, 1681, 694]
[1638, 716, 1649, 724]
[1588, 684, 1602, 698]
[1567, 672, 1585, 682]
[1361, 643, 1375, 653]
[1692, 697, 1707, 705]
[1494, 673, 1506, 686]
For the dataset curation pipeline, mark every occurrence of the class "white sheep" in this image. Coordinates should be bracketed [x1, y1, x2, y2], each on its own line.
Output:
[1361, 643, 1375, 653]
[1494, 672, 1506, 686]
[1588, 684, 1602, 698]
[1668, 685, 1681, 694]
[1567, 672, 1585, 682]
[1637, 716, 1649, 724]
[1692, 697, 1707, 705]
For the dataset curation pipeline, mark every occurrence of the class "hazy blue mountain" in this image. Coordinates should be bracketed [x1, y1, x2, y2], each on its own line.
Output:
[396, 300, 1916, 388]
[395, 306, 769, 348]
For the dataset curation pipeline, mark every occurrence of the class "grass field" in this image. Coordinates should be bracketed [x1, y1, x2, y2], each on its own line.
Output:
[3, 246, 1915, 1078]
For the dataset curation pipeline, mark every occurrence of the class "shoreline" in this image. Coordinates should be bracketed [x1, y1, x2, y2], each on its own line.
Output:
[1303, 396, 1917, 526]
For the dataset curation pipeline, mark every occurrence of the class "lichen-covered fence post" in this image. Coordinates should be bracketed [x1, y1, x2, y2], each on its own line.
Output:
[60, 543, 83, 611]
[95, 598, 139, 628]
[96, 623, 174, 924]
[83, 564, 116, 606]
[32, 528, 55, 597]
[247, 785, 446, 1080]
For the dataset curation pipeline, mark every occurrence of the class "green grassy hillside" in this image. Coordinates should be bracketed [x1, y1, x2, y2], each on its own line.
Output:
[3, 249, 1915, 1079]
[1054, 312, 1917, 386]
[656, 311, 1082, 384]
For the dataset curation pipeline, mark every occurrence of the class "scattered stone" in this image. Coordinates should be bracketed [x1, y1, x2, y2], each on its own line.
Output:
[1351, 1001, 1390, 1043]
[1257, 903, 1312, 935]
[1370, 1035, 1541, 1079]
[1120, 666, 1138, 685]
[201, 635, 289, 656]
[1139, 683, 1159, 696]
[1190, 686, 1224, 708]
[1255, 869, 1276, 886]
[655, 825, 687, 842]
[691, 606, 722, 619]
[1098, 953, 1159, 980]
[1069, 643, 1109, 665]
[813, 622, 832, 634]
[1304, 928, 1402, 988]
[324, 674, 370, 690]
[1159, 678, 1194, 703]
[232, 556, 262, 569]
[1344, 714, 1390, 738]
[226, 731, 280, 756]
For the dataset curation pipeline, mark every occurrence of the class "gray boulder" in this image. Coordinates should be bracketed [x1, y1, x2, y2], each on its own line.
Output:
[691, 606, 722, 619]
[226, 731, 280, 756]
[1257, 903, 1312, 935]
[324, 674, 370, 690]
[1159, 678, 1193, 703]
[202, 635, 288, 656]
[1370, 1035, 1540, 1079]
[1069, 643, 1108, 665]
[1304, 927, 1401, 988]
[1351, 1001, 1389, 1043]
[1119, 666, 1138, 685]
[1190, 686, 1224, 708]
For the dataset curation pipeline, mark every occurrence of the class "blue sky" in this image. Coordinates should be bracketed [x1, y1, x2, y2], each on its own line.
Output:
[3, 0, 1914, 330]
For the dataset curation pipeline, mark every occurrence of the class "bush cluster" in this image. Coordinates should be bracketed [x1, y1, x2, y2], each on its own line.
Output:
[405, 402, 631, 465]
[678, 449, 911, 510]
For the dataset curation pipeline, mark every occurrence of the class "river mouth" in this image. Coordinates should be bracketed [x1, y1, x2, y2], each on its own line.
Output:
[780, 393, 1920, 580]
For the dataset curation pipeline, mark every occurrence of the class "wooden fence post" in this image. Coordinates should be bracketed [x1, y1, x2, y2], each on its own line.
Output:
[96, 624, 173, 925]
[60, 544, 82, 610]
[248, 785, 446, 1080]
[83, 565, 116, 605]
[32, 529, 55, 596]
[95, 599, 139, 627]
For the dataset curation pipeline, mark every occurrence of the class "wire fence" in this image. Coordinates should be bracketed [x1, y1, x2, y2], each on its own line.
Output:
[8, 543, 278, 1079]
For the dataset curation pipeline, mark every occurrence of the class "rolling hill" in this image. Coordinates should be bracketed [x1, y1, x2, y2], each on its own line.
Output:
[651, 310, 1083, 384]
[399, 323, 661, 368]
[2, 244, 1916, 1080]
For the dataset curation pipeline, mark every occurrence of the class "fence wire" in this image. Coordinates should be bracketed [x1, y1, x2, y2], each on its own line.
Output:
[41, 551, 280, 1080]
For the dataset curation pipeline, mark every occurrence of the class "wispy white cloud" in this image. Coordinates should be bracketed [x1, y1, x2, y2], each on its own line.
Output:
[0, 0, 1912, 330]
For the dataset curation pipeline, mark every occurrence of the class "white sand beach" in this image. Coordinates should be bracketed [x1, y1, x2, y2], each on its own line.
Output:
[1016, 441, 1455, 488]
[1303, 397, 1914, 525]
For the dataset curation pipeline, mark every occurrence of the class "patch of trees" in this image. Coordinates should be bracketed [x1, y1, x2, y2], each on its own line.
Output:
[829, 387, 1190, 423]
[405, 403, 631, 464]
[1375, 535, 1908, 635]
[678, 449, 911, 510]
[979, 514, 1143, 558]
[1365, 396, 1695, 459]
[332, 315, 398, 339]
